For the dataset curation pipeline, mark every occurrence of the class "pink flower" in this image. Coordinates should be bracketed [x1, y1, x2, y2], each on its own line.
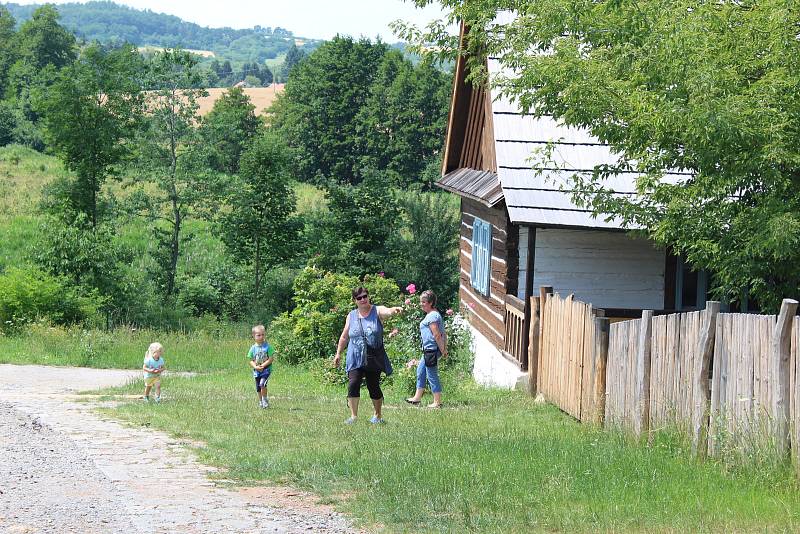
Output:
[467, 302, 475, 310]
[378, 272, 385, 277]
[446, 308, 454, 316]
[406, 283, 416, 294]
[388, 328, 399, 338]
[405, 298, 411, 305]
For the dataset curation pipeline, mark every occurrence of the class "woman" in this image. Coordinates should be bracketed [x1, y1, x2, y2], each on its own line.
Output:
[406, 290, 447, 408]
[333, 286, 402, 424]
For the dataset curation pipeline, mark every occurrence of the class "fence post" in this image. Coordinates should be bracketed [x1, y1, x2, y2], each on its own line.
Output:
[691, 301, 720, 458]
[536, 286, 553, 396]
[634, 310, 653, 438]
[593, 317, 610, 425]
[772, 298, 799, 455]
[528, 296, 540, 396]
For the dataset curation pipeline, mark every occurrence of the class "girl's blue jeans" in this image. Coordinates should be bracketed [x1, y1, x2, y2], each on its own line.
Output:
[416, 356, 442, 393]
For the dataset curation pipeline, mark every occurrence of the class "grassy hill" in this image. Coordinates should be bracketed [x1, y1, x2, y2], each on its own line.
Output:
[4, 1, 322, 66]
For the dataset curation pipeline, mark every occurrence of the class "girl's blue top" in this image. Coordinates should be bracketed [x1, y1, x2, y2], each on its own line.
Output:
[345, 305, 392, 375]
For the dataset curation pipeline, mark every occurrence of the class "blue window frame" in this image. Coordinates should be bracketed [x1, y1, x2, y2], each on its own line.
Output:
[470, 217, 492, 296]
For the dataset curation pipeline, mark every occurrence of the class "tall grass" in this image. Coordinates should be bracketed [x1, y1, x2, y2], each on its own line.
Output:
[0, 323, 253, 371]
[101, 366, 800, 533]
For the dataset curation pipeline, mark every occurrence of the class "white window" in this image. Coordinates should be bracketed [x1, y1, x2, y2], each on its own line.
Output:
[470, 217, 492, 296]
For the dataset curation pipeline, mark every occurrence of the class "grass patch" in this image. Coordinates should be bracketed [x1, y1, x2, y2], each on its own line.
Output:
[101, 366, 800, 533]
[0, 324, 252, 370]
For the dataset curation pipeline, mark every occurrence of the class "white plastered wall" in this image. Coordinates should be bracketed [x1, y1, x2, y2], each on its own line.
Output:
[533, 228, 665, 309]
[469, 322, 526, 389]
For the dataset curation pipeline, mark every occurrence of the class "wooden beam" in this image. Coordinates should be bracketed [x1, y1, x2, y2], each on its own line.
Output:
[772, 298, 799, 455]
[691, 301, 720, 458]
[528, 296, 540, 396]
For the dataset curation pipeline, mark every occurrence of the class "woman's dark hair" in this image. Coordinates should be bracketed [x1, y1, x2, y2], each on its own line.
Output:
[352, 286, 369, 299]
[420, 290, 437, 305]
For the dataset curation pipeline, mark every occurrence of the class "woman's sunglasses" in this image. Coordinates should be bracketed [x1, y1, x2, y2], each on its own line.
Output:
[355, 294, 369, 301]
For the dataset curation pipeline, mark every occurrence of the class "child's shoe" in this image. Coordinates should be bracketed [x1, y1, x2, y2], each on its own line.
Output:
[262, 398, 270, 409]
[344, 416, 357, 425]
[143, 396, 150, 402]
[154, 396, 161, 404]
[369, 415, 385, 424]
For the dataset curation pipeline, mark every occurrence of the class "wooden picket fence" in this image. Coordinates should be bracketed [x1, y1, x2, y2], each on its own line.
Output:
[605, 317, 644, 434]
[708, 313, 777, 456]
[528, 288, 800, 463]
[535, 291, 607, 424]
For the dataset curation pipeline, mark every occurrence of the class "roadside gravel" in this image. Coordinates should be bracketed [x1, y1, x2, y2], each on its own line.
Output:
[0, 364, 359, 534]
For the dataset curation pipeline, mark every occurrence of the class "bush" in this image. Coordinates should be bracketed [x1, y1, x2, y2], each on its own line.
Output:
[268, 263, 401, 364]
[0, 267, 101, 332]
[269, 264, 474, 388]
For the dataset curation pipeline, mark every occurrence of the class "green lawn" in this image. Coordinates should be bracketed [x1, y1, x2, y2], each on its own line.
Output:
[96, 365, 800, 533]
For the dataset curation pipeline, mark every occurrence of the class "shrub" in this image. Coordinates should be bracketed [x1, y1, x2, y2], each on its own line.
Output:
[0, 267, 101, 332]
[269, 263, 401, 364]
[269, 264, 473, 387]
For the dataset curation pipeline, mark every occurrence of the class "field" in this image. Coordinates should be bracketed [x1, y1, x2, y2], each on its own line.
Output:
[197, 86, 284, 116]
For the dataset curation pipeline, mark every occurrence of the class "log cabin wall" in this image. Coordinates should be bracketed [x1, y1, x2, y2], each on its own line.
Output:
[460, 197, 512, 348]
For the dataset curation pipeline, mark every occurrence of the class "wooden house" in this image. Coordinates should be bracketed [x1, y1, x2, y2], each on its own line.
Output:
[437, 26, 706, 388]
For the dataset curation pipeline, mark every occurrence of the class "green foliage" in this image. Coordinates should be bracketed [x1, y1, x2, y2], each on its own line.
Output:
[392, 191, 460, 308]
[411, 0, 800, 311]
[129, 49, 214, 297]
[0, 266, 99, 332]
[306, 169, 401, 276]
[269, 265, 401, 364]
[32, 215, 135, 317]
[13, 4, 77, 71]
[273, 36, 450, 186]
[219, 131, 302, 295]
[5, 2, 322, 80]
[33, 42, 144, 227]
[199, 86, 261, 174]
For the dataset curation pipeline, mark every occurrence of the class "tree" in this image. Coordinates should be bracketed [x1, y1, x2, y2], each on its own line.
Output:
[13, 5, 76, 71]
[357, 53, 450, 188]
[306, 168, 402, 276]
[131, 49, 213, 298]
[272, 36, 388, 185]
[199, 86, 261, 174]
[279, 43, 306, 81]
[219, 132, 302, 295]
[394, 192, 460, 307]
[407, 0, 800, 311]
[273, 36, 450, 187]
[34, 43, 144, 228]
[0, 6, 17, 97]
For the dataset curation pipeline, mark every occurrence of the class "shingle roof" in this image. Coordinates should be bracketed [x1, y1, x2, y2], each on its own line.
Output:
[488, 57, 687, 228]
[438, 168, 503, 207]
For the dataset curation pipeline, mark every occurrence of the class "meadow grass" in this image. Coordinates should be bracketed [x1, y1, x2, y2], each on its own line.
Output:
[98, 365, 800, 533]
[0, 324, 253, 370]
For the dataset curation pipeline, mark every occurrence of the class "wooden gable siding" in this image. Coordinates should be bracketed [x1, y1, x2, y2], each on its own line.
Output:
[460, 197, 513, 348]
[442, 31, 497, 174]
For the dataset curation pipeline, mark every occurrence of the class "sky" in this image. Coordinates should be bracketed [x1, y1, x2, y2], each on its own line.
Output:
[9, 0, 450, 41]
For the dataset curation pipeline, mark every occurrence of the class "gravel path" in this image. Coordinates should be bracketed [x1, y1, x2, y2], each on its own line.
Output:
[0, 364, 359, 534]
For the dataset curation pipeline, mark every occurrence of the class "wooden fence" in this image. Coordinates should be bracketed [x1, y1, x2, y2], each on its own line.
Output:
[708, 313, 776, 455]
[536, 291, 606, 423]
[528, 289, 799, 462]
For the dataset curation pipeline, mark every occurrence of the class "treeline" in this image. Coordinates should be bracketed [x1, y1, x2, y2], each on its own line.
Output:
[0, 6, 456, 334]
[4, 1, 321, 66]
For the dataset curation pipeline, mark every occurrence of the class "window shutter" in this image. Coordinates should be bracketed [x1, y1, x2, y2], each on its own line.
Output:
[471, 217, 492, 297]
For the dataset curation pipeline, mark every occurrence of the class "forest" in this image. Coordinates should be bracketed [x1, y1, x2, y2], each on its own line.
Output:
[0, 4, 467, 373]
[4, 1, 323, 70]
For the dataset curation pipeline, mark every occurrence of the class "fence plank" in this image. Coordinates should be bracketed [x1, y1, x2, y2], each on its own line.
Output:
[691, 302, 720, 457]
[773, 299, 799, 455]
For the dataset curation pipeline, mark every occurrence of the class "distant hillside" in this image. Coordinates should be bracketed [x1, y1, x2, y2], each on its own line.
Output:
[4, 1, 322, 65]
